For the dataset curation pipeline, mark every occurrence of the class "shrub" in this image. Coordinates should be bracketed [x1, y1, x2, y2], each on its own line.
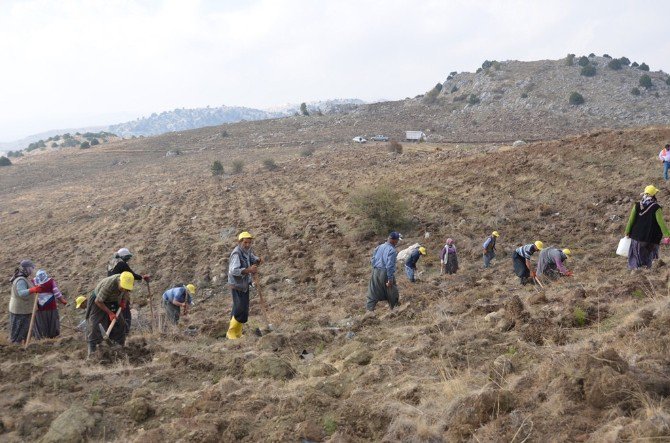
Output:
[221, 130, 229, 137]
[481, 60, 492, 69]
[639, 74, 652, 89]
[603, 54, 611, 59]
[447, 71, 457, 80]
[80, 141, 90, 149]
[580, 65, 596, 77]
[476, 67, 483, 73]
[51, 142, 58, 148]
[631, 62, 639, 67]
[300, 146, 315, 157]
[607, 58, 622, 70]
[90, 138, 100, 146]
[666, 77, 670, 86]
[7, 150, 23, 157]
[569, 92, 585, 105]
[349, 185, 409, 235]
[0, 156, 11, 166]
[300, 102, 309, 116]
[468, 94, 480, 105]
[639, 62, 650, 71]
[520, 92, 528, 98]
[619, 57, 630, 66]
[573, 307, 587, 327]
[62, 138, 78, 147]
[423, 84, 442, 104]
[232, 160, 244, 174]
[588, 53, 595, 57]
[450, 85, 458, 93]
[263, 158, 278, 171]
[631, 87, 641, 96]
[387, 141, 403, 154]
[211, 160, 224, 176]
[565, 54, 575, 66]
[577, 56, 590, 67]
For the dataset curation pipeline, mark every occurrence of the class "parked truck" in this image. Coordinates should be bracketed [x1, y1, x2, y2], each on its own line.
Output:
[405, 131, 426, 142]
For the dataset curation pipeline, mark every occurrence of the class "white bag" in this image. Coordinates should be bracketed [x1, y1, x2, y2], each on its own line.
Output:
[616, 237, 631, 257]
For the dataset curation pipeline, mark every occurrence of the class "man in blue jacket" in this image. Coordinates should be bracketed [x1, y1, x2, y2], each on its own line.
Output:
[162, 284, 195, 325]
[366, 232, 401, 311]
[405, 246, 426, 282]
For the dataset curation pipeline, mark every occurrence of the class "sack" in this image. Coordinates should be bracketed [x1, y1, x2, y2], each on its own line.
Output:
[616, 237, 631, 257]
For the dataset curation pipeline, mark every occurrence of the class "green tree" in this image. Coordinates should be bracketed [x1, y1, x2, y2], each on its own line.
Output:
[631, 87, 641, 96]
[580, 65, 596, 77]
[263, 158, 278, 171]
[565, 54, 575, 66]
[0, 156, 11, 166]
[639, 74, 652, 89]
[468, 94, 480, 105]
[350, 185, 409, 235]
[577, 56, 590, 67]
[607, 59, 622, 70]
[90, 138, 100, 146]
[569, 92, 585, 105]
[638, 62, 650, 71]
[80, 141, 90, 149]
[300, 102, 309, 116]
[211, 160, 223, 176]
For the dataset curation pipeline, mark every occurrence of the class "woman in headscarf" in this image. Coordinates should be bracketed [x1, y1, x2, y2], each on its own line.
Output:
[625, 185, 670, 269]
[32, 270, 67, 339]
[8, 259, 37, 343]
[440, 238, 459, 275]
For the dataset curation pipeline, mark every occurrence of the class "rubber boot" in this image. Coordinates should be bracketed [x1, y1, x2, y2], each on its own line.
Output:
[226, 317, 243, 340]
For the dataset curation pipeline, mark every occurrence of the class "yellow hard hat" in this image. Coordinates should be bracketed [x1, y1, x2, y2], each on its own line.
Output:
[492, 231, 500, 237]
[186, 284, 196, 294]
[119, 271, 135, 291]
[644, 185, 660, 196]
[418, 246, 426, 255]
[75, 296, 87, 309]
[238, 231, 254, 241]
[562, 248, 571, 256]
[534, 241, 544, 250]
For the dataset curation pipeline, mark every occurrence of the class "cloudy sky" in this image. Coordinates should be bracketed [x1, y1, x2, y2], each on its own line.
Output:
[1, 0, 668, 141]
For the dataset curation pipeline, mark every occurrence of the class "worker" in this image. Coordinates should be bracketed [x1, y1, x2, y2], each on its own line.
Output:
[8, 260, 37, 344]
[405, 246, 426, 282]
[512, 241, 543, 285]
[226, 232, 263, 339]
[659, 144, 670, 181]
[106, 247, 151, 334]
[74, 295, 88, 332]
[482, 231, 500, 268]
[32, 270, 67, 339]
[624, 185, 670, 269]
[536, 247, 573, 280]
[86, 271, 134, 356]
[366, 231, 401, 311]
[162, 284, 195, 325]
[440, 238, 459, 275]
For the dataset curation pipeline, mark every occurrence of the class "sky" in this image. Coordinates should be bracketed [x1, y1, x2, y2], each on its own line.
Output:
[1, 0, 669, 142]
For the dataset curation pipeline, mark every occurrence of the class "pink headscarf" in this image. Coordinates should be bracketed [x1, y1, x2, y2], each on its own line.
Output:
[446, 238, 454, 245]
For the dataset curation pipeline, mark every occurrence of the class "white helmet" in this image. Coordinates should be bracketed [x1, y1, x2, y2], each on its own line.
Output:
[116, 248, 132, 259]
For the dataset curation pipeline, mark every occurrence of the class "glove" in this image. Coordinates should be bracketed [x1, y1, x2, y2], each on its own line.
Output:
[59, 298, 68, 305]
[108, 312, 117, 322]
[530, 271, 537, 278]
[28, 286, 42, 294]
[120, 299, 127, 310]
[662, 238, 670, 246]
[142, 274, 152, 282]
[564, 271, 574, 277]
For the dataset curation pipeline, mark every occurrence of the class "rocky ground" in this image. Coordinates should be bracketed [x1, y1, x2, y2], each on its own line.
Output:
[1, 117, 670, 441]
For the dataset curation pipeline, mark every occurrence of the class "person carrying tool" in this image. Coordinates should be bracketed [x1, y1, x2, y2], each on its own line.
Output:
[405, 246, 426, 282]
[31, 270, 67, 339]
[162, 284, 195, 325]
[86, 271, 134, 356]
[366, 231, 401, 311]
[226, 232, 263, 339]
[536, 247, 573, 280]
[106, 247, 151, 334]
[624, 185, 670, 269]
[440, 238, 459, 275]
[482, 231, 500, 268]
[8, 259, 37, 344]
[512, 241, 543, 285]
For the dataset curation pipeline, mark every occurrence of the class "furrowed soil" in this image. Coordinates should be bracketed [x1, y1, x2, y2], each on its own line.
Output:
[1, 118, 670, 442]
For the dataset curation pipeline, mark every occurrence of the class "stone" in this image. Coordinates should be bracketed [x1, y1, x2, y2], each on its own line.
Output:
[244, 355, 295, 380]
[40, 406, 95, 443]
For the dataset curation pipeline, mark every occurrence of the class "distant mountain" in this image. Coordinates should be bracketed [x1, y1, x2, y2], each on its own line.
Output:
[0, 126, 106, 152]
[266, 98, 365, 115]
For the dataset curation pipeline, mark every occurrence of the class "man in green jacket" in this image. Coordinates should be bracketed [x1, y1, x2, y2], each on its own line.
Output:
[86, 271, 134, 356]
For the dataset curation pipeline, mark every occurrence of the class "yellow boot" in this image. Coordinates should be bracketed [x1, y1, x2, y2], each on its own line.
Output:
[226, 317, 243, 339]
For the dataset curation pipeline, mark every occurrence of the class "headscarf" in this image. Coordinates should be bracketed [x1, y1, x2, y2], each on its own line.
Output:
[446, 238, 454, 246]
[640, 194, 657, 210]
[10, 259, 34, 283]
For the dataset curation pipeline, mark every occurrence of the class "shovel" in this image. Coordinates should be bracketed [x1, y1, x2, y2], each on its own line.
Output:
[24, 293, 39, 348]
[97, 307, 124, 344]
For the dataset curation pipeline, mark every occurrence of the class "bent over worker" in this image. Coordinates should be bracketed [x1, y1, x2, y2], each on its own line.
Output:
[483, 231, 499, 268]
[405, 246, 426, 283]
[162, 284, 195, 325]
[226, 232, 263, 339]
[86, 272, 134, 356]
[367, 232, 401, 311]
[512, 241, 543, 285]
[536, 247, 573, 280]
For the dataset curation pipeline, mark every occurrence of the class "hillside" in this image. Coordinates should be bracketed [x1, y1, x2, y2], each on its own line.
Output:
[1, 113, 670, 441]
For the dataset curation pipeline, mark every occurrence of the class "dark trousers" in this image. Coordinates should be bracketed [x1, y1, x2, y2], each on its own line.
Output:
[512, 251, 531, 284]
[366, 268, 399, 311]
[163, 299, 180, 325]
[87, 303, 126, 348]
[231, 288, 250, 323]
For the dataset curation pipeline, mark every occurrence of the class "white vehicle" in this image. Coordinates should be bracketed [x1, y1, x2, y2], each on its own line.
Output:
[405, 131, 426, 142]
[352, 136, 367, 143]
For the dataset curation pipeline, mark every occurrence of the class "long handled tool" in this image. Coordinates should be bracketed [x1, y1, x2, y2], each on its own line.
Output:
[534, 274, 545, 289]
[24, 293, 39, 348]
[146, 280, 155, 331]
[252, 274, 273, 329]
[97, 306, 124, 343]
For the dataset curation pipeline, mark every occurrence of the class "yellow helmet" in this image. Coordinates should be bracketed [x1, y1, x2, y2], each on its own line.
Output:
[186, 284, 196, 294]
[492, 231, 500, 237]
[75, 296, 87, 309]
[562, 248, 571, 256]
[119, 271, 135, 291]
[534, 241, 544, 250]
[238, 231, 254, 241]
[644, 185, 660, 196]
[418, 246, 426, 255]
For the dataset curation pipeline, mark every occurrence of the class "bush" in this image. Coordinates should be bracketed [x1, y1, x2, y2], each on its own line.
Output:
[51, 142, 58, 148]
[423, 84, 442, 104]
[300, 102, 309, 116]
[263, 158, 278, 171]
[450, 85, 458, 93]
[387, 141, 403, 154]
[565, 54, 575, 66]
[468, 94, 480, 105]
[90, 138, 100, 146]
[0, 156, 11, 166]
[631, 62, 639, 67]
[619, 57, 630, 66]
[603, 54, 611, 59]
[607, 58, 622, 70]
[639, 62, 650, 71]
[577, 56, 590, 67]
[631, 87, 641, 96]
[666, 77, 670, 86]
[580, 65, 596, 77]
[80, 141, 90, 149]
[7, 150, 23, 157]
[211, 160, 224, 176]
[350, 185, 409, 235]
[221, 130, 229, 137]
[481, 60, 492, 69]
[520, 92, 528, 98]
[569, 92, 585, 105]
[232, 160, 244, 174]
[639, 74, 652, 89]
[574, 307, 587, 327]
[476, 67, 483, 74]
[300, 146, 315, 157]
[62, 138, 78, 148]
[588, 53, 595, 58]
